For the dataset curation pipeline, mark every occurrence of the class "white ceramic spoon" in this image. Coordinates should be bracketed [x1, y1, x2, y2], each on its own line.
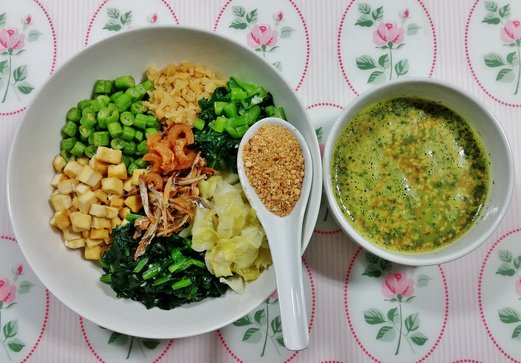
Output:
[237, 117, 312, 351]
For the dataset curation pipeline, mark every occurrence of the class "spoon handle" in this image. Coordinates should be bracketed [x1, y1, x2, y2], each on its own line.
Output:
[265, 221, 309, 351]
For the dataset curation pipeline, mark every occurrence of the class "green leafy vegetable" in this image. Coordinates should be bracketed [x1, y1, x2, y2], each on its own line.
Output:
[99, 223, 227, 310]
[194, 77, 285, 171]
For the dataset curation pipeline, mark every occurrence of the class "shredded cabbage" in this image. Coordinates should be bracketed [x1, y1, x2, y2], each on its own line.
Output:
[191, 174, 272, 292]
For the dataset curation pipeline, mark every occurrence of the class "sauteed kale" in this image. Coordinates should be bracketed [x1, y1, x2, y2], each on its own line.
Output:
[99, 222, 227, 310]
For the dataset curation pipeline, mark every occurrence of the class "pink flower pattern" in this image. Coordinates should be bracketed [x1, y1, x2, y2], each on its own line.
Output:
[0, 28, 25, 53]
[247, 24, 278, 50]
[373, 21, 404, 47]
[501, 19, 521, 44]
[381, 272, 415, 299]
[0, 279, 16, 304]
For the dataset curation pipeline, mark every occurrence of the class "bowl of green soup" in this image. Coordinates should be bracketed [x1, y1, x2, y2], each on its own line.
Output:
[323, 78, 513, 265]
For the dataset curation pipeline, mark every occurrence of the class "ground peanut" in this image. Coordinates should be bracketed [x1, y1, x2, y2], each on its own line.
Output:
[242, 124, 305, 217]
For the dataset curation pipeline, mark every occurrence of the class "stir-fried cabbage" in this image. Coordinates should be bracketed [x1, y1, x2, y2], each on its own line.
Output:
[191, 174, 272, 292]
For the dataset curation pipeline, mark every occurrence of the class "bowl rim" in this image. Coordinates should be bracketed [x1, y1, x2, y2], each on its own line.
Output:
[322, 76, 514, 266]
[6, 24, 322, 338]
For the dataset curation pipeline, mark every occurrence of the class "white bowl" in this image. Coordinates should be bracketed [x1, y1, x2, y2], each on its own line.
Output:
[7, 26, 322, 338]
[323, 77, 514, 266]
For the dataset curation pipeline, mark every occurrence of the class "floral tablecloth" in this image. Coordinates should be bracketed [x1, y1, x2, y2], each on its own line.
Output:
[1, 0, 521, 362]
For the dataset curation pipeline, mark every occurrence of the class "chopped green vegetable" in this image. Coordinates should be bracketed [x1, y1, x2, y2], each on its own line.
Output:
[194, 77, 285, 171]
[99, 223, 227, 310]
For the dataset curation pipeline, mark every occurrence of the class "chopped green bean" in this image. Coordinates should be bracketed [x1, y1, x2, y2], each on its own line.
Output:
[79, 125, 93, 139]
[84, 145, 97, 158]
[94, 80, 113, 94]
[90, 98, 103, 112]
[62, 121, 78, 137]
[134, 130, 144, 142]
[70, 141, 86, 157]
[130, 101, 145, 114]
[92, 131, 110, 147]
[107, 122, 123, 138]
[127, 162, 138, 176]
[123, 140, 136, 155]
[120, 111, 134, 126]
[60, 137, 76, 151]
[134, 158, 148, 168]
[145, 128, 158, 138]
[80, 113, 97, 128]
[66, 107, 81, 122]
[133, 114, 147, 129]
[95, 94, 111, 107]
[77, 99, 91, 110]
[110, 138, 125, 150]
[114, 93, 132, 112]
[140, 79, 154, 91]
[121, 126, 135, 141]
[114, 75, 135, 90]
[136, 140, 148, 155]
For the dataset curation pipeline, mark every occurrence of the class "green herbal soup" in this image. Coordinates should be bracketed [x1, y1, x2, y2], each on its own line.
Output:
[331, 97, 489, 253]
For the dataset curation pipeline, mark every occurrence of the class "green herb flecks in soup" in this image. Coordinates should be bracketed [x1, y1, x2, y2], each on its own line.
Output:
[331, 97, 489, 253]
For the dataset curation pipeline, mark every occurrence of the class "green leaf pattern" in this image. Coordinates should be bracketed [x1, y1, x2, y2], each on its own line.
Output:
[495, 249, 521, 342]
[0, 264, 34, 361]
[481, 1, 521, 94]
[232, 296, 285, 357]
[229, 7, 295, 70]
[103, 8, 132, 32]
[0, 12, 39, 103]
[354, 4, 418, 83]
[362, 253, 429, 356]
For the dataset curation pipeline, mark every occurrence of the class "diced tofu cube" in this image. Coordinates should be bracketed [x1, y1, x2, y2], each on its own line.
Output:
[102, 177, 123, 196]
[95, 146, 122, 164]
[49, 215, 56, 227]
[89, 204, 107, 217]
[70, 211, 92, 231]
[111, 217, 122, 229]
[109, 196, 124, 208]
[57, 178, 78, 194]
[124, 195, 143, 213]
[118, 207, 130, 219]
[50, 173, 68, 187]
[77, 157, 89, 166]
[75, 183, 91, 195]
[53, 209, 71, 230]
[108, 163, 128, 180]
[63, 227, 82, 241]
[63, 161, 83, 178]
[131, 169, 146, 185]
[92, 217, 111, 229]
[94, 189, 108, 204]
[53, 155, 67, 172]
[78, 190, 96, 214]
[84, 245, 103, 260]
[90, 228, 109, 240]
[85, 238, 103, 247]
[89, 157, 109, 176]
[105, 206, 119, 219]
[71, 196, 79, 209]
[65, 238, 85, 249]
[123, 178, 133, 192]
[77, 165, 102, 188]
[50, 193, 72, 211]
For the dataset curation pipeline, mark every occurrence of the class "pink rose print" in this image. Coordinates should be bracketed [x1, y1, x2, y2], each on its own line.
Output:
[229, 7, 294, 70]
[247, 24, 279, 51]
[515, 277, 521, 297]
[373, 21, 404, 47]
[501, 19, 521, 44]
[363, 256, 427, 356]
[381, 272, 415, 299]
[148, 13, 158, 24]
[399, 9, 410, 20]
[0, 279, 16, 304]
[0, 28, 25, 53]
[354, 5, 415, 83]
